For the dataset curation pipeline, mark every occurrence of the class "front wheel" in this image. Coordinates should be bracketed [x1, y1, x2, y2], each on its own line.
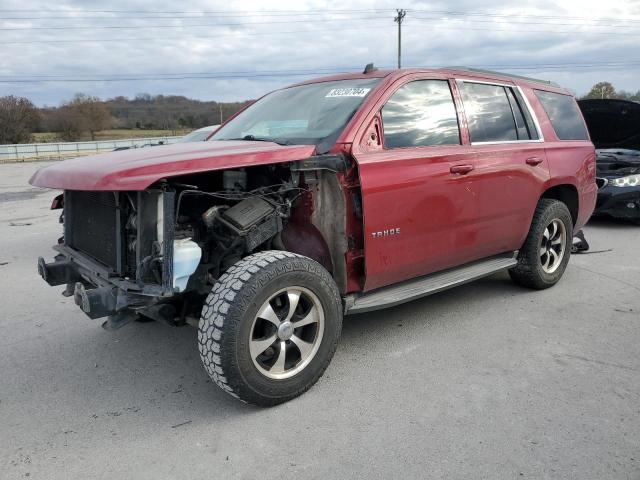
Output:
[509, 199, 573, 289]
[198, 251, 343, 406]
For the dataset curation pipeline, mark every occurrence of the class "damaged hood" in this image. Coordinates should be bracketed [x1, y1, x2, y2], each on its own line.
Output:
[578, 99, 640, 151]
[29, 140, 316, 191]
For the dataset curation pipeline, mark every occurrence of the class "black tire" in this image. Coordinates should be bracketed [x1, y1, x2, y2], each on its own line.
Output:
[198, 250, 343, 406]
[509, 199, 573, 290]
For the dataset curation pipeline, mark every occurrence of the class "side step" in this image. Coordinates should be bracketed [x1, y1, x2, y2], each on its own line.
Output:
[345, 253, 518, 315]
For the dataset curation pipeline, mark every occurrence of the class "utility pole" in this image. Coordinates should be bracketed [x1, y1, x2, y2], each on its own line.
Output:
[219, 104, 223, 124]
[394, 9, 406, 69]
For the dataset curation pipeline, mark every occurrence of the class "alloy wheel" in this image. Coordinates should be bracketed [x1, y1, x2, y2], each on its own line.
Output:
[249, 287, 325, 380]
[539, 218, 567, 274]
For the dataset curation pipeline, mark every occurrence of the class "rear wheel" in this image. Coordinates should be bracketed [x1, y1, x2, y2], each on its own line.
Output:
[198, 251, 343, 406]
[509, 199, 573, 289]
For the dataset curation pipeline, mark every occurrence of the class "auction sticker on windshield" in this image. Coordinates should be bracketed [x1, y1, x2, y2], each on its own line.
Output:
[325, 88, 371, 98]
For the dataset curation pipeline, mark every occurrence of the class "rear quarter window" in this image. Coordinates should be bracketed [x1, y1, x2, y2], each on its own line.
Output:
[534, 90, 589, 141]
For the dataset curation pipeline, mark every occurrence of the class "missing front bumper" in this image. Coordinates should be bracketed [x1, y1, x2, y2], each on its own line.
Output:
[37, 246, 171, 320]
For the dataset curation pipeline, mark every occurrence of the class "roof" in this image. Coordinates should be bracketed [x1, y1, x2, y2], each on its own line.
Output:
[290, 66, 569, 94]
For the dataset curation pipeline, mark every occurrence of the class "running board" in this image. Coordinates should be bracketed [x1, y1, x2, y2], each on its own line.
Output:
[345, 253, 518, 314]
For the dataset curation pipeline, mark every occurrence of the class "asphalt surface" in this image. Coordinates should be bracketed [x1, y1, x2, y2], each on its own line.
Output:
[1, 161, 639, 480]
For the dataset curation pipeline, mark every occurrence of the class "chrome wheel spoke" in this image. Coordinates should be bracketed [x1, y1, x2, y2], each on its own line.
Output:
[290, 334, 314, 360]
[550, 221, 562, 242]
[540, 218, 566, 274]
[257, 302, 281, 327]
[284, 290, 301, 323]
[270, 341, 287, 374]
[292, 307, 319, 328]
[250, 286, 325, 380]
[548, 221, 557, 240]
[250, 334, 277, 360]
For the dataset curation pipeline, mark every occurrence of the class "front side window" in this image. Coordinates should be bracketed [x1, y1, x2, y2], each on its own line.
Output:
[211, 78, 380, 150]
[381, 80, 461, 149]
[535, 90, 589, 141]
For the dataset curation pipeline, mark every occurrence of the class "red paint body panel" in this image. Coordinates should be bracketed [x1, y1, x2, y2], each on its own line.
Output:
[29, 141, 316, 191]
[348, 69, 595, 292]
[30, 68, 597, 294]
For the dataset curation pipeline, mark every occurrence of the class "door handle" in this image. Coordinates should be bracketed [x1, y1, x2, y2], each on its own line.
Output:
[526, 157, 543, 166]
[450, 164, 474, 175]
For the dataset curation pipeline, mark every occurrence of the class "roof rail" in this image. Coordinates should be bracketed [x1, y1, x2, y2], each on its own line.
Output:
[445, 66, 560, 87]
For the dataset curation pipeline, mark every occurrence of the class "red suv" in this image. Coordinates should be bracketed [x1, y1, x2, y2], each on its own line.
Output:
[31, 67, 597, 405]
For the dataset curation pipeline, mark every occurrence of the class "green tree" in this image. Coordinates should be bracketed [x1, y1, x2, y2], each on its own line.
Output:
[0, 95, 40, 144]
[584, 81, 617, 99]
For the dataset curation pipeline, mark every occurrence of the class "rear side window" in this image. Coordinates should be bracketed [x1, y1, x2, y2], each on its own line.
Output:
[381, 80, 460, 148]
[534, 90, 589, 140]
[459, 82, 540, 143]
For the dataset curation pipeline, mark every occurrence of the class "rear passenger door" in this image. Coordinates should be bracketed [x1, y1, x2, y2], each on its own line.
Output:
[456, 80, 550, 257]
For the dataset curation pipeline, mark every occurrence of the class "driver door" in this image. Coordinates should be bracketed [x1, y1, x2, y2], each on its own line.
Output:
[352, 77, 480, 291]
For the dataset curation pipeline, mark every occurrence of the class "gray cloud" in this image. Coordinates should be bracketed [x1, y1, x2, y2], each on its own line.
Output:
[1, 0, 639, 105]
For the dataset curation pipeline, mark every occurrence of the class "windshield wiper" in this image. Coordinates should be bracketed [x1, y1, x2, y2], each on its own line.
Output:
[225, 135, 292, 146]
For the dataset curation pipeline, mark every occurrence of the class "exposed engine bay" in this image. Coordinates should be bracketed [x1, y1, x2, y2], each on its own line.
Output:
[39, 160, 353, 327]
[170, 165, 307, 291]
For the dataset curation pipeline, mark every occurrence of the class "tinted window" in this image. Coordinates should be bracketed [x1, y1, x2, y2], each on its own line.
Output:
[513, 89, 539, 140]
[381, 80, 460, 148]
[535, 90, 589, 140]
[506, 88, 529, 140]
[459, 82, 518, 142]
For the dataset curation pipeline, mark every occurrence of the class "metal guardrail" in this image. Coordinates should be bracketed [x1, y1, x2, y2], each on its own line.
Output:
[0, 136, 182, 163]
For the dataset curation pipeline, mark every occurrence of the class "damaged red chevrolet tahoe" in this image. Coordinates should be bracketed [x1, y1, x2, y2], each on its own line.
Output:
[31, 67, 597, 405]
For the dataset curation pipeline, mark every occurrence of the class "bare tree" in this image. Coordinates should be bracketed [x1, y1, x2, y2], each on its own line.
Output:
[49, 105, 83, 141]
[67, 93, 114, 140]
[0, 95, 40, 144]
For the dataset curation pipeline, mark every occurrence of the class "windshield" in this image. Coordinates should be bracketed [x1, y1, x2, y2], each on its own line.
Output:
[177, 129, 213, 143]
[211, 78, 380, 149]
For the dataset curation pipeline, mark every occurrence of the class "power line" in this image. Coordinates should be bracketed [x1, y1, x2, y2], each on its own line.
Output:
[0, 25, 394, 44]
[2, 61, 640, 84]
[4, 60, 636, 78]
[5, 18, 640, 45]
[2, 14, 638, 36]
[0, 16, 390, 30]
[409, 15, 640, 29]
[0, 11, 393, 19]
[402, 23, 640, 37]
[1, 7, 638, 23]
[3, 14, 639, 30]
[408, 9, 640, 24]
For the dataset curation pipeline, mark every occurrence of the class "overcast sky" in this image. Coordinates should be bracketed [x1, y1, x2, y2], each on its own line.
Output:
[1, 0, 639, 106]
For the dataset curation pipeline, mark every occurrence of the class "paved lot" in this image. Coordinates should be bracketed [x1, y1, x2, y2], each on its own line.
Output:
[1, 161, 639, 480]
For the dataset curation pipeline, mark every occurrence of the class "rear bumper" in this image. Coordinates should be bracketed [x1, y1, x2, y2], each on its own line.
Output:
[595, 184, 640, 220]
[38, 245, 170, 319]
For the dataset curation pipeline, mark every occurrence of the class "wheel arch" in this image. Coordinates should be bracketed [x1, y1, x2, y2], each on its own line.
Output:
[280, 170, 349, 294]
[540, 183, 579, 226]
